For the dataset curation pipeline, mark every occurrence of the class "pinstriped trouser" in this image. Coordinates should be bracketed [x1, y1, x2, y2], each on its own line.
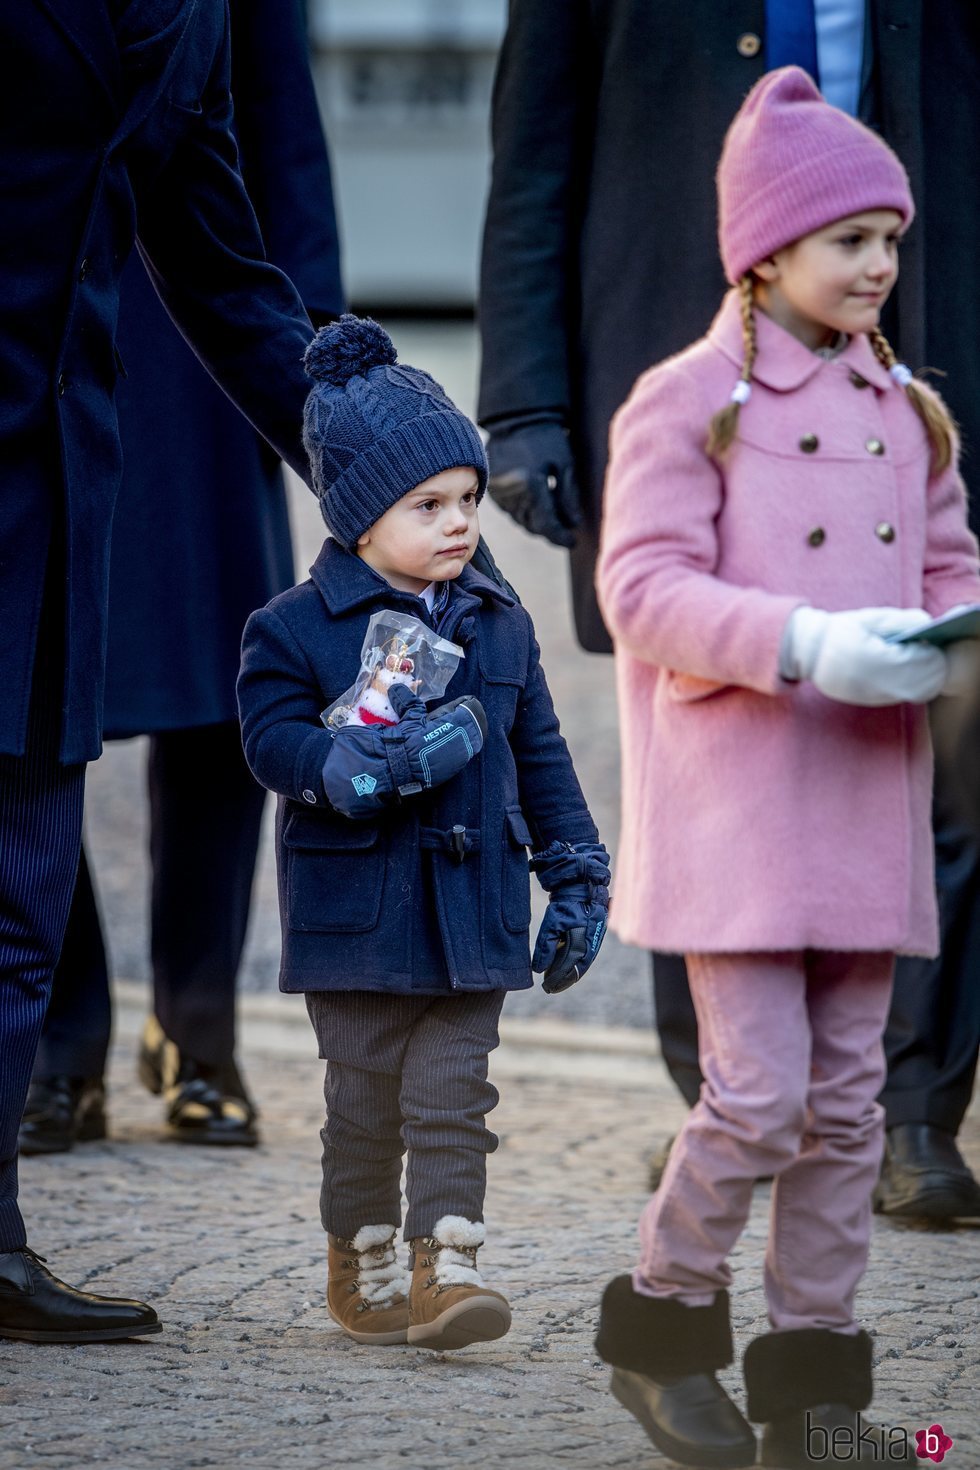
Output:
[305, 989, 506, 1240]
[0, 589, 86, 1251]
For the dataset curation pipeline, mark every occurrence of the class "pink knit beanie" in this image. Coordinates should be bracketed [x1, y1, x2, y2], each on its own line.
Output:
[717, 67, 914, 285]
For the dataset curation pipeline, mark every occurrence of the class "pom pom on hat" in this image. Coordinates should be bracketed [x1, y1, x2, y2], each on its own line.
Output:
[717, 66, 914, 284]
[303, 314, 398, 386]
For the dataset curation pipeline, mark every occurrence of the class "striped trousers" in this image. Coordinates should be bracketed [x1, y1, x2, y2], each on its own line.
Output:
[37, 720, 266, 1078]
[305, 989, 505, 1240]
[0, 591, 86, 1250]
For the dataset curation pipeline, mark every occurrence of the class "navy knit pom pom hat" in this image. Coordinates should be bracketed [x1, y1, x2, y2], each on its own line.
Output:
[302, 315, 488, 550]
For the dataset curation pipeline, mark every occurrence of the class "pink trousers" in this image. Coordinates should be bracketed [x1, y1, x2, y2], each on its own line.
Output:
[634, 950, 894, 1333]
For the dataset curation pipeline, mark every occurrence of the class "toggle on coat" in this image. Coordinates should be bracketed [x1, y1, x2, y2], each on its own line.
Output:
[597, 290, 980, 959]
[238, 540, 599, 993]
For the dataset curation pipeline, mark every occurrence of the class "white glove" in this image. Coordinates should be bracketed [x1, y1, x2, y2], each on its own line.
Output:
[781, 606, 947, 706]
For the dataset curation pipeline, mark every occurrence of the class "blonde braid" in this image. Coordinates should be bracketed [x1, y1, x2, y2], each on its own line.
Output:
[868, 327, 955, 474]
[706, 275, 757, 458]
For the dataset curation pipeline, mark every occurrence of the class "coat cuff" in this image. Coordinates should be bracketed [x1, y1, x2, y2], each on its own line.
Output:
[292, 726, 336, 806]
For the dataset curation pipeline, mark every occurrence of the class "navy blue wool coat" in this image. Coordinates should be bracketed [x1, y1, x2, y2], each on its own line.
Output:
[103, 0, 343, 736]
[238, 541, 599, 994]
[1, 0, 313, 762]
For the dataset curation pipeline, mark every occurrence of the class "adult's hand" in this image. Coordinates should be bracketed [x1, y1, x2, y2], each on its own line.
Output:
[486, 414, 581, 549]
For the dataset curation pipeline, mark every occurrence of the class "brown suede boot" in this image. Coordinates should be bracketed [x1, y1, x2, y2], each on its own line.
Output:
[406, 1215, 511, 1350]
[327, 1225, 410, 1345]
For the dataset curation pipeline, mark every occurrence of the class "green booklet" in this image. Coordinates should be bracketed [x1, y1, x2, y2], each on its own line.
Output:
[888, 604, 980, 647]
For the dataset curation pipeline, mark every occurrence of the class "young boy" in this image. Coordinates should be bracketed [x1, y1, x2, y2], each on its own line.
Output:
[237, 316, 609, 1351]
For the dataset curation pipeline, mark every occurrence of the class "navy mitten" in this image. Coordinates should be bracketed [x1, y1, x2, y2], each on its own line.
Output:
[322, 684, 487, 819]
[530, 840, 611, 993]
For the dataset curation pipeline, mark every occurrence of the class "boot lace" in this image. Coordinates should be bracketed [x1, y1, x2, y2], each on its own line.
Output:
[342, 1235, 409, 1313]
[420, 1237, 484, 1295]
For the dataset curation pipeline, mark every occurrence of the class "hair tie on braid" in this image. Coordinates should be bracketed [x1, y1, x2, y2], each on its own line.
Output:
[706, 274, 757, 457]
[869, 326, 955, 474]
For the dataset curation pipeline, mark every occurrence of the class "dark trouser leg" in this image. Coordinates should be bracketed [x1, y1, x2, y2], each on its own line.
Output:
[33, 845, 111, 1080]
[0, 615, 86, 1249]
[882, 775, 980, 1133]
[305, 990, 505, 1240]
[400, 991, 505, 1239]
[651, 953, 703, 1109]
[148, 722, 266, 1069]
[305, 993, 409, 1238]
[318, 1062, 405, 1237]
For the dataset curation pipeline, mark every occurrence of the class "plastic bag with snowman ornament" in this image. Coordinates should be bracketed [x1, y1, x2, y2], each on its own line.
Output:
[321, 611, 464, 731]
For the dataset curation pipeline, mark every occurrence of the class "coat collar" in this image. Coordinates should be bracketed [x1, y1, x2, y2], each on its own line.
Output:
[34, 0, 201, 148]
[33, 0, 122, 110]
[309, 537, 516, 618]
[708, 288, 895, 393]
[111, 0, 202, 149]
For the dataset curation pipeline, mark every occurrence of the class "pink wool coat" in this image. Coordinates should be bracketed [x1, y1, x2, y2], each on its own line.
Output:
[597, 291, 980, 958]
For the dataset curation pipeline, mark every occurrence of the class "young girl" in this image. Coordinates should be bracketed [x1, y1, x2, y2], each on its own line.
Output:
[592, 69, 980, 1470]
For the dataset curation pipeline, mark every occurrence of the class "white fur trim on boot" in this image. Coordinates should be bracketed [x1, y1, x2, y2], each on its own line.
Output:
[430, 1216, 486, 1248]
[429, 1216, 486, 1287]
[348, 1225, 411, 1305]
[350, 1224, 399, 1252]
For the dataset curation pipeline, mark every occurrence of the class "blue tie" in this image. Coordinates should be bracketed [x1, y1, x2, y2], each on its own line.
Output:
[765, 0, 820, 84]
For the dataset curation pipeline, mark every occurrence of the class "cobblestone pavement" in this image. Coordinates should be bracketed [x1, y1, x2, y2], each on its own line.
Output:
[3, 992, 977, 1470]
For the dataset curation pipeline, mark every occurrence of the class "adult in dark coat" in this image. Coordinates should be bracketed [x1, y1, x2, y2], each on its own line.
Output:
[0, 0, 318, 1342]
[21, 0, 344, 1155]
[478, 0, 980, 1218]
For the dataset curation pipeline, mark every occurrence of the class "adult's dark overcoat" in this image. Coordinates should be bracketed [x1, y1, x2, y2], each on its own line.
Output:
[103, 0, 343, 736]
[478, 0, 980, 652]
[1, 0, 314, 764]
[237, 541, 599, 992]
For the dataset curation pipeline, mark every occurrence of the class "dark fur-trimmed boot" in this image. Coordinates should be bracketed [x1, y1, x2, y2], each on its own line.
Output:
[745, 1328, 918, 1466]
[595, 1275, 756, 1468]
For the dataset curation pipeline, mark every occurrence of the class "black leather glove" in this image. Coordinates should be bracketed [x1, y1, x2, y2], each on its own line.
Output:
[322, 685, 487, 820]
[486, 414, 581, 549]
[530, 840, 611, 993]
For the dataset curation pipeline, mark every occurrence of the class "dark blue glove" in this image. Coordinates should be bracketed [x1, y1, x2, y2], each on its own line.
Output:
[530, 840, 611, 993]
[322, 685, 487, 820]
[486, 414, 582, 549]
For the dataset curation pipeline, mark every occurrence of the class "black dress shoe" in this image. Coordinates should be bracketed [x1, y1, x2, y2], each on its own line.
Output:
[874, 1123, 980, 1220]
[761, 1403, 918, 1466]
[0, 1248, 161, 1343]
[18, 1075, 107, 1156]
[611, 1367, 757, 1468]
[138, 1016, 259, 1147]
